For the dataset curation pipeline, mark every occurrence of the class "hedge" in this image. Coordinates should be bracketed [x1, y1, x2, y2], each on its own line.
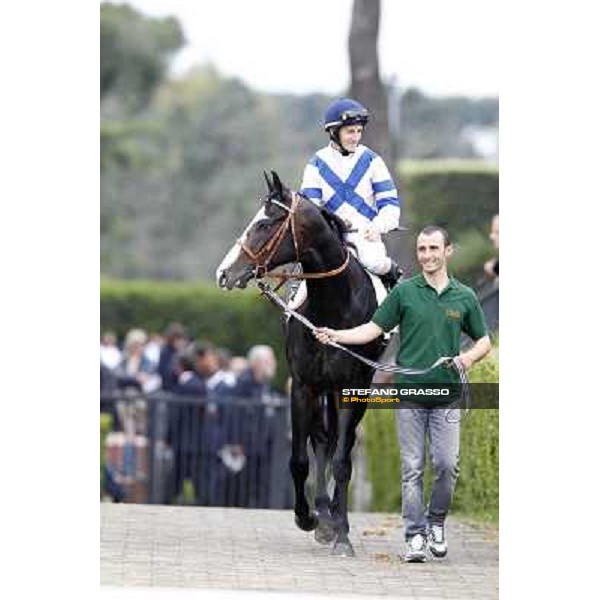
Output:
[397, 161, 498, 285]
[362, 347, 499, 522]
[100, 278, 289, 388]
[400, 160, 498, 234]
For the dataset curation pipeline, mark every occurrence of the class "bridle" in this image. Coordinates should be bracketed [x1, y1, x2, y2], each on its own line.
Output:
[238, 191, 350, 283]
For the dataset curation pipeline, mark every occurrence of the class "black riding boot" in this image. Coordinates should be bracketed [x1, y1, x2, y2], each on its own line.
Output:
[380, 261, 402, 291]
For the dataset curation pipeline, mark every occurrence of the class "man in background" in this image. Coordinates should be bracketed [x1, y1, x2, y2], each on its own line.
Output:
[232, 345, 283, 507]
[158, 323, 188, 391]
[484, 214, 499, 279]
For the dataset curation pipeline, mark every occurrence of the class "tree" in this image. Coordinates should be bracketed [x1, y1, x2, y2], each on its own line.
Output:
[348, 0, 408, 267]
[100, 2, 184, 114]
[348, 0, 392, 166]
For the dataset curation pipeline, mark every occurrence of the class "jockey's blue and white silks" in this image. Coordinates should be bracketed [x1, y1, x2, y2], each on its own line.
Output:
[299, 144, 401, 276]
[300, 144, 401, 236]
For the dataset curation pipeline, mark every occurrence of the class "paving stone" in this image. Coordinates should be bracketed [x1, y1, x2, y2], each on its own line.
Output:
[101, 504, 498, 598]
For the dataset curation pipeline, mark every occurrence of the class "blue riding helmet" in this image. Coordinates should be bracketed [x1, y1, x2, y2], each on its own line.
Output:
[323, 98, 369, 155]
[323, 98, 370, 131]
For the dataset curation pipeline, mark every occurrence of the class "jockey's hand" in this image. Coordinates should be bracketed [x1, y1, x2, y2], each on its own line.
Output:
[363, 224, 382, 242]
[314, 327, 337, 345]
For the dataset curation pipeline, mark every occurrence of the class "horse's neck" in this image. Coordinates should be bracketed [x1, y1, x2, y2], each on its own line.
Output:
[303, 235, 348, 286]
[303, 239, 371, 324]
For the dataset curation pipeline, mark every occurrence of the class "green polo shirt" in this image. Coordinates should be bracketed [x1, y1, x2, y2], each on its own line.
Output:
[372, 273, 488, 386]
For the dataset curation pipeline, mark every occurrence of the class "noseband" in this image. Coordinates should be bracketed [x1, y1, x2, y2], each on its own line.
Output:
[239, 191, 350, 281]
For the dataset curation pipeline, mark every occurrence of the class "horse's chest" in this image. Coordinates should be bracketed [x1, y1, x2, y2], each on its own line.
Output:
[289, 339, 370, 389]
[285, 294, 378, 389]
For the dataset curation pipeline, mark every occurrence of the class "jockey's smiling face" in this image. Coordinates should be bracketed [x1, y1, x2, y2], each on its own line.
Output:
[338, 124, 363, 153]
[416, 231, 453, 275]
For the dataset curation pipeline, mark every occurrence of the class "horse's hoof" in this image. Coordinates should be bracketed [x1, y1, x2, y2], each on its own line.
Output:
[295, 513, 318, 532]
[331, 539, 355, 557]
[314, 521, 336, 544]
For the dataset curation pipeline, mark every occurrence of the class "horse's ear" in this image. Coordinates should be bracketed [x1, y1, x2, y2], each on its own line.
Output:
[263, 170, 273, 193]
[271, 170, 283, 195]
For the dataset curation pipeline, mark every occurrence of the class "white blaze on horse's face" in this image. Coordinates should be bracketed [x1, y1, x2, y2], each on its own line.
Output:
[215, 206, 268, 287]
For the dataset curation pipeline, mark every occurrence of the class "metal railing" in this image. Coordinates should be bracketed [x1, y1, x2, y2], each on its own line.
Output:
[101, 390, 294, 508]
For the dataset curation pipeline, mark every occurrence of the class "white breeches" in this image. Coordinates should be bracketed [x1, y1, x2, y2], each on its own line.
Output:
[346, 232, 392, 276]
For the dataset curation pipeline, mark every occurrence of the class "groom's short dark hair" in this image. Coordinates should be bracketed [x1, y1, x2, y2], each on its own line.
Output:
[418, 226, 451, 247]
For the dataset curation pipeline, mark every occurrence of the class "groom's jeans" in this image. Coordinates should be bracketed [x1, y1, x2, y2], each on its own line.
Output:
[396, 407, 460, 540]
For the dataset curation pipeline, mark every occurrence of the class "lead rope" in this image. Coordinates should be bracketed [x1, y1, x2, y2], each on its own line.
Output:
[257, 281, 471, 422]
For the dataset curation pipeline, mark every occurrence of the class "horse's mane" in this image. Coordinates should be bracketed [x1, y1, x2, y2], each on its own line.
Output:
[295, 190, 353, 251]
[319, 208, 348, 245]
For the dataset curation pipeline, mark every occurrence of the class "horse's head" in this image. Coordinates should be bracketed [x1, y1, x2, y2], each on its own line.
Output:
[217, 171, 303, 290]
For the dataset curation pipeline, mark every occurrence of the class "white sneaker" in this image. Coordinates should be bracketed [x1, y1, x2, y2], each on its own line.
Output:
[428, 524, 448, 557]
[404, 533, 427, 563]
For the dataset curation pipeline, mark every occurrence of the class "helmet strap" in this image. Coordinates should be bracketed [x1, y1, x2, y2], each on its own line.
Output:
[329, 129, 351, 156]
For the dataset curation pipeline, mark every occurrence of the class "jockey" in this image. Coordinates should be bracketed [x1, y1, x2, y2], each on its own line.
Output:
[299, 98, 402, 290]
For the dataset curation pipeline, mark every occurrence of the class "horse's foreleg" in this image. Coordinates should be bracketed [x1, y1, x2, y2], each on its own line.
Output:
[311, 394, 338, 544]
[330, 403, 367, 557]
[290, 384, 317, 531]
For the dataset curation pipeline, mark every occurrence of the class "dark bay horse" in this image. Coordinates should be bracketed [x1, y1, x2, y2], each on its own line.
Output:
[216, 171, 384, 556]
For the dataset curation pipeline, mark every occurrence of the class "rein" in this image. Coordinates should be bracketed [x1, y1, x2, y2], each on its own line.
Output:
[257, 280, 471, 422]
[239, 191, 350, 283]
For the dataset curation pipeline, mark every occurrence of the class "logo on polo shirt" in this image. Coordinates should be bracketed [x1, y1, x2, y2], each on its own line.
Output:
[446, 308, 461, 320]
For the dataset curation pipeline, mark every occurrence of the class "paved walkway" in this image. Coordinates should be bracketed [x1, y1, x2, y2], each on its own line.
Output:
[101, 505, 498, 599]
